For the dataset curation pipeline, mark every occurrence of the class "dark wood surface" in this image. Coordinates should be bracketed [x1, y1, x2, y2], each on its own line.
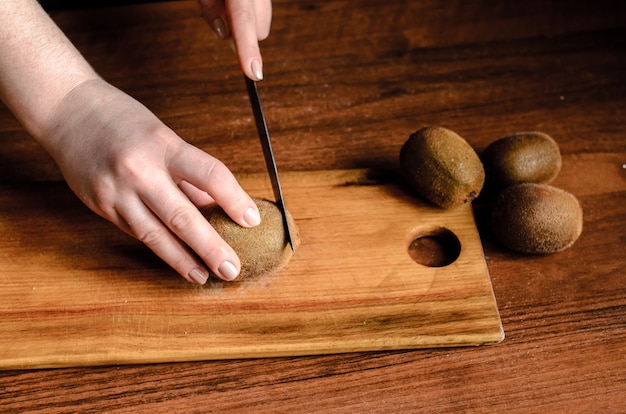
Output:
[1, 0, 625, 411]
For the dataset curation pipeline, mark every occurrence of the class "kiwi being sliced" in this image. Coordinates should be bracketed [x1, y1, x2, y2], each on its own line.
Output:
[201, 198, 300, 280]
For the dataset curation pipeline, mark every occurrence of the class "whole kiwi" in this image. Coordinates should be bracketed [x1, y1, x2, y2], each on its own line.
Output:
[200, 198, 299, 280]
[399, 126, 485, 208]
[481, 132, 561, 189]
[491, 183, 583, 254]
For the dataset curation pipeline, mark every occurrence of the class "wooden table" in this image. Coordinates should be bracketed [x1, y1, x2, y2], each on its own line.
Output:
[1, 0, 625, 411]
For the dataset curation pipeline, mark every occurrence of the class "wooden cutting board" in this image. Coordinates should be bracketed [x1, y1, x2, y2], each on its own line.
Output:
[0, 169, 503, 370]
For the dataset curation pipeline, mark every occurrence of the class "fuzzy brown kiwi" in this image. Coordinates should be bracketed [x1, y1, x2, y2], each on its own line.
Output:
[399, 126, 485, 208]
[491, 183, 583, 254]
[481, 132, 561, 189]
[200, 198, 300, 280]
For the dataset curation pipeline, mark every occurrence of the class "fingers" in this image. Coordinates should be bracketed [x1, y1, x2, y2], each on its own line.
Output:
[199, 0, 272, 80]
[168, 142, 261, 229]
[114, 198, 214, 285]
[43, 77, 255, 286]
[178, 179, 215, 207]
[253, 0, 272, 40]
[227, 0, 263, 80]
[145, 192, 240, 283]
[108, 141, 261, 284]
[127, 142, 260, 284]
[119, 176, 243, 284]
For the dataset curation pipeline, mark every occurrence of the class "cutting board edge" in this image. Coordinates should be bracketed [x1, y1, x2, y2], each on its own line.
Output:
[1, 329, 505, 370]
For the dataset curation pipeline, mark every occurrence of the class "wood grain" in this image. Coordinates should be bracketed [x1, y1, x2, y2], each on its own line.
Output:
[0, 169, 502, 369]
[0, 0, 625, 412]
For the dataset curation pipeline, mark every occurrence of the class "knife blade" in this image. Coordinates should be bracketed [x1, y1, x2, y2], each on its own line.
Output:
[244, 75, 295, 252]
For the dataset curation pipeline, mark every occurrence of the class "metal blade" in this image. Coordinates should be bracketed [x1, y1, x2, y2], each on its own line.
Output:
[244, 75, 295, 252]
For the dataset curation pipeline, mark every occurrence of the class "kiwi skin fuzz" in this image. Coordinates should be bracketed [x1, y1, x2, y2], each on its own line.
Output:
[200, 198, 300, 280]
[481, 131, 562, 189]
[399, 126, 485, 208]
[491, 183, 583, 254]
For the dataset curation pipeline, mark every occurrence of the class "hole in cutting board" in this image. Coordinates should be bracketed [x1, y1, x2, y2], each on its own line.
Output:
[407, 227, 461, 267]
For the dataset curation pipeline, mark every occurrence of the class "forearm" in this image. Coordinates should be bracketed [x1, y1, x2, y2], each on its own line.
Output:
[0, 0, 99, 140]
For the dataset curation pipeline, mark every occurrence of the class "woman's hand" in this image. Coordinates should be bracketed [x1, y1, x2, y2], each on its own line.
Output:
[1, 0, 262, 284]
[198, 0, 272, 80]
[41, 79, 261, 284]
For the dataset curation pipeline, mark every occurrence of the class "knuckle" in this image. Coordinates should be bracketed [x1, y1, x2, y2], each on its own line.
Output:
[77, 177, 116, 218]
[167, 251, 190, 273]
[203, 157, 223, 176]
[229, 193, 250, 214]
[194, 231, 228, 264]
[230, 6, 256, 25]
[135, 226, 164, 247]
[203, 159, 232, 187]
[114, 151, 147, 181]
[167, 206, 197, 234]
[198, 244, 228, 270]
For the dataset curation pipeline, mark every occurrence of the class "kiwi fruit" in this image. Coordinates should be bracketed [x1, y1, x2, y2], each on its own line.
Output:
[399, 126, 485, 208]
[481, 132, 561, 189]
[491, 183, 583, 254]
[200, 198, 299, 280]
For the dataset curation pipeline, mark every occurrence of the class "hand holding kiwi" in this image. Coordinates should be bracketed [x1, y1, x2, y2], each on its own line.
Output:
[201, 198, 299, 280]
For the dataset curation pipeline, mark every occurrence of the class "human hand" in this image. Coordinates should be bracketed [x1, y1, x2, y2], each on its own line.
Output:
[40, 79, 261, 285]
[197, 0, 272, 80]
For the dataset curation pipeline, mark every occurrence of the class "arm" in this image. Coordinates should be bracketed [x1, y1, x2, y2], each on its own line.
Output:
[0, 0, 97, 138]
[0, 0, 261, 284]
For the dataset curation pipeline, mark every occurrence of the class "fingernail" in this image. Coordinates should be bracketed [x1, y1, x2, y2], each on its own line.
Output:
[188, 268, 209, 285]
[218, 261, 239, 281]
[250, 59, 263, 80]
[244, 207, 261, 227]
[211, 17, 227, 40]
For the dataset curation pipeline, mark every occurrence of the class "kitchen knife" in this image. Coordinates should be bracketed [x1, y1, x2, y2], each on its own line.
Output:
[244, 75, 296, 252]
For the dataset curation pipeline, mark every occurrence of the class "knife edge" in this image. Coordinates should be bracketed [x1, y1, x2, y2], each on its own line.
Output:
[244, 75, 296, 252]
